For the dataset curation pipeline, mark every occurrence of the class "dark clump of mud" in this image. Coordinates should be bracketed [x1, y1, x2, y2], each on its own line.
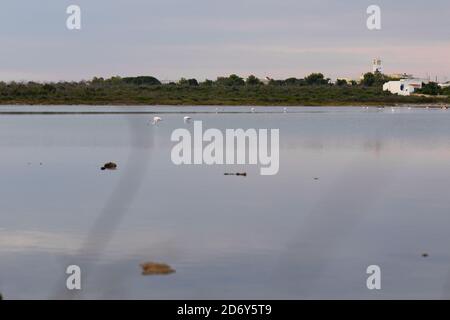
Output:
[140, 262, 175, 276]
[101, 162, 118, 171]
[224, 172, 247, 177]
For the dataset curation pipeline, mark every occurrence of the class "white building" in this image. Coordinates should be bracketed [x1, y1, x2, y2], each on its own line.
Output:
[383, 79, 428, 96]
[372, 58, 382, 73]
[439, 81, 450, 88]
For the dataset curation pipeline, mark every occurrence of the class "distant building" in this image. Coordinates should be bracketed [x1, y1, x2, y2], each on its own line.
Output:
[383, 78, 428, 96]
[372, 58, 382, 73]
[388, 73, 414, 80]
[359, 58, 384, 80]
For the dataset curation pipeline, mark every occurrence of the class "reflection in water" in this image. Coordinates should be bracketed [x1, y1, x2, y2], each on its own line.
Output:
[52, 117, 154, 299]
[0, 106, 450, 299]
[363, 140, 383, 155]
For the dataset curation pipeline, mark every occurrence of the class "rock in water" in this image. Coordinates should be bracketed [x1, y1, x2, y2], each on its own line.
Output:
[101, 162, 117, 171]
[140, 262, 175, 275]
[224, 172, 247, 177]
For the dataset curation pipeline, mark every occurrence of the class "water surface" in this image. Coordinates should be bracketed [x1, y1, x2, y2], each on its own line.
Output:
[1, 106, 450, 299]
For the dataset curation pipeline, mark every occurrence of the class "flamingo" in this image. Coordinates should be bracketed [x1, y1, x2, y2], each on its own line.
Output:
[152, 116, 162, 125]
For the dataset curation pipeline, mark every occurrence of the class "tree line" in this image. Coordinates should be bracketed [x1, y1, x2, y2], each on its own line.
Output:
[85, 72, 400, 88]
[2, 71, 446, 91]
[1, 72, 448, 105]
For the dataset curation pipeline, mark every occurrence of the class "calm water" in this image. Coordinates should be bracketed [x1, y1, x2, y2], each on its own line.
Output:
[0, 105, 450, 299]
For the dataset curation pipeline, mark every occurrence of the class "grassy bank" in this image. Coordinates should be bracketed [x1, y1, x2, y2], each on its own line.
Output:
[1, 78, 449, 106]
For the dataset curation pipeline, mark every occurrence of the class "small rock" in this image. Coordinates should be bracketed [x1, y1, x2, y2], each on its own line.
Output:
[101, 162, 117, 171]
[140, 262, 175, 276]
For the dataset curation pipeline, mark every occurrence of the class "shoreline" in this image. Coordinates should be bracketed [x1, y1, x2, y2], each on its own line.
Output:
[0, 103, 448, 108]
[0, 104, 448, 115]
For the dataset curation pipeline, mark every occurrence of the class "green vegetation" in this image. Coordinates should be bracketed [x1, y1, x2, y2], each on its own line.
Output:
[415, 82, 446, 96]
[361, 71, 399, 87]
[443, 87, 450, 96]
[1, 73, 449, 106]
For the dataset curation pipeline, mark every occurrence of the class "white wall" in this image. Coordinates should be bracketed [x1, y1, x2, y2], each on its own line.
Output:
[383, 79, 424, 96]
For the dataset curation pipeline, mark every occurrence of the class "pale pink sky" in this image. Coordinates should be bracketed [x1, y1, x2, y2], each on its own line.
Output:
[0, 0, 449, 82]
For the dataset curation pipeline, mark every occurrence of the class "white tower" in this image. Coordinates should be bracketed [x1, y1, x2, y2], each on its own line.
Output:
[372, 58, 382, 73]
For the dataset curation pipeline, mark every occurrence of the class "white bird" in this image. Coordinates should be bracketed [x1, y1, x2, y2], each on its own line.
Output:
[152, 116, 162, 125]
[391, 107, 395, 112]
[283, 107, 288, 113]
[251, 107, 256, 113]
[215, 107, 219, 113]
[183, 116, 192, 123]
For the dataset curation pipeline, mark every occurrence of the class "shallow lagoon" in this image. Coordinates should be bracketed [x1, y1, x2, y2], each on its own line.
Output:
[0, 105, 450, 299]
